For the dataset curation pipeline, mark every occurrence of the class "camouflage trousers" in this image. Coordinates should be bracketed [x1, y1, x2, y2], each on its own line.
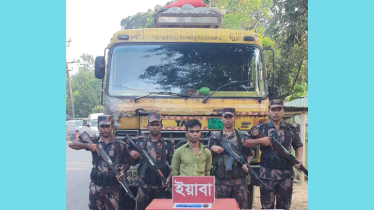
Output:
[216, 184, 248, 209]
[135, 187, 170, 210]
[259, 178, 293, 210]
[89, 182, 119, 210]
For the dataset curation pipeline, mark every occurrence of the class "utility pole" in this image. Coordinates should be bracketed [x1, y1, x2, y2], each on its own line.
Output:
[66, 39, 75, 118]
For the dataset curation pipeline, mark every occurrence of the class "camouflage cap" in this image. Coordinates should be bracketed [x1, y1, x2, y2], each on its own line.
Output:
[222, 108, 235, 116]
[148, 113, 162, 122]
[98, 115, 112, 125]
[269, 99, 284, 108]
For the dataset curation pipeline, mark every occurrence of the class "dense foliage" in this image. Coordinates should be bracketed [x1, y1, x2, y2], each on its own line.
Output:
[66, 54, 103, 118]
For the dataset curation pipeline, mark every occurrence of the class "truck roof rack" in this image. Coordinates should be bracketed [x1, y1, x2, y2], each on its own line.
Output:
[154, 4, 226, 28]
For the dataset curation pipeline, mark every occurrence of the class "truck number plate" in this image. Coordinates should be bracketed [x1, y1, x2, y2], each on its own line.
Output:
[208, 118, 223, 129]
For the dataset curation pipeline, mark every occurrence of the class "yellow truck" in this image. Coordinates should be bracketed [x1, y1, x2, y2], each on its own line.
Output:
[94, 3, 276, 209]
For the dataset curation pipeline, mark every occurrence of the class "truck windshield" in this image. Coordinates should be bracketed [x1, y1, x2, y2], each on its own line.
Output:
[108, 43, 266, 98]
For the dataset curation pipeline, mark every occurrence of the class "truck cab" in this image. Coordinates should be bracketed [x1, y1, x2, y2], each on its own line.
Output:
[94, 3, 275, 209]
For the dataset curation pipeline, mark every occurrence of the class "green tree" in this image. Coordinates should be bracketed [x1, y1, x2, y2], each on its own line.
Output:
[91, 105, 104, 113]
[66, 54, 102, 117]
[265, 0, 308, 98]
[120, 9, 155, 29]
[286, 82, 307, 101]
[71, 54, 95, 92]
[74, 84, 98, 118]
[212, 0, 272, 33]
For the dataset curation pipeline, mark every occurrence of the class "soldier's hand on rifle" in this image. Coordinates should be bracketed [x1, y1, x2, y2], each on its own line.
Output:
[260, 137, 273, 148]
[164, 177, 172, 190]
[116, 170, 125, 182]
[88, 144, 100, 156]
[294, 160, 304, 172]
[211, 145, 224, 154]
[130, 151, 142, 159]
[242, 164, 249, 173]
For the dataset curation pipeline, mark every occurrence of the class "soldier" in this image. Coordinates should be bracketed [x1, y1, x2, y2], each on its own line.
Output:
[129, 113, 175, 210]
[208, 108, 254, 209]
[243, 99, 304, 210]
[69, 115, 131, 210]
[171, 119, 212, 176]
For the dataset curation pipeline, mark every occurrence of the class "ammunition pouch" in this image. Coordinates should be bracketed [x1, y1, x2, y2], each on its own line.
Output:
[90, 167, 98, 183]
[259, 123, 293, 170]
[90, 167, 118, 186]
[213, 153, 245, 180]
[138, 164, 170, 185]
[260, 154, 292, 169]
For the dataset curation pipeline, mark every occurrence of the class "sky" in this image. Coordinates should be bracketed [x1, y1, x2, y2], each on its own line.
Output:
[66, 0, 171, 74]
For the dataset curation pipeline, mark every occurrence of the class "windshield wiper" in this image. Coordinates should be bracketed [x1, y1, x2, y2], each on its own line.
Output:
[202, 80, 253, 103]
[132, 91, 190, 103]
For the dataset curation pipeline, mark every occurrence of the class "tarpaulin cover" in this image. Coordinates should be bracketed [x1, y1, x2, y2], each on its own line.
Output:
[165, 0, 206, 8]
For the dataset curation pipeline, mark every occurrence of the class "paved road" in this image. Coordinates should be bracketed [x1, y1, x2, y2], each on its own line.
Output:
[66, 141, 92, 210]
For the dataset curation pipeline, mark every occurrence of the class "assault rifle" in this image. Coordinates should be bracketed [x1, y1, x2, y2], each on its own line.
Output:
[248, 126, 308, 176]
[205, 131, 264, 186]
[79, 131, 136, 200]
[123, 135, 172, 193]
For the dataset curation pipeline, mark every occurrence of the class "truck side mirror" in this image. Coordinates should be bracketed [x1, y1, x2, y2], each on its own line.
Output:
[95, 56, 105, 79]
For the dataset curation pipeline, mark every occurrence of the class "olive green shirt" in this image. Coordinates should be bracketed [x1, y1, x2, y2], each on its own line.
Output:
[171, 142, 212, 176]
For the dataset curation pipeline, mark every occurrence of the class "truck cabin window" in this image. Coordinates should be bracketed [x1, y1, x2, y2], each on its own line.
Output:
[108, 44, 266, 98]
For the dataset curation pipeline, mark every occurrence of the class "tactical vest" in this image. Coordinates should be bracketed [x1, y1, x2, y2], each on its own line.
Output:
[211, 130, 246, 180]
[137, 137, 170, 185]
[260, 123, 293, 169]
[90, 139, 123, 186]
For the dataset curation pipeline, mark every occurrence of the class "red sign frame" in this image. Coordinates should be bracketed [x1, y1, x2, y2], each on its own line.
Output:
[172, 176, 215, 204]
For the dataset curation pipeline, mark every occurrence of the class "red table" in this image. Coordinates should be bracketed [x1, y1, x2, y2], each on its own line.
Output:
[146, 198, 239, 210]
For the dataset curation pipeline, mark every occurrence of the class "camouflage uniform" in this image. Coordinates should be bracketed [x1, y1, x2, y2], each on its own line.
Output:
[132, 114, 175, 210]
[252, 100, 303, 210]
[208, 108, 254, 209]
[83, 115, 131, 210]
